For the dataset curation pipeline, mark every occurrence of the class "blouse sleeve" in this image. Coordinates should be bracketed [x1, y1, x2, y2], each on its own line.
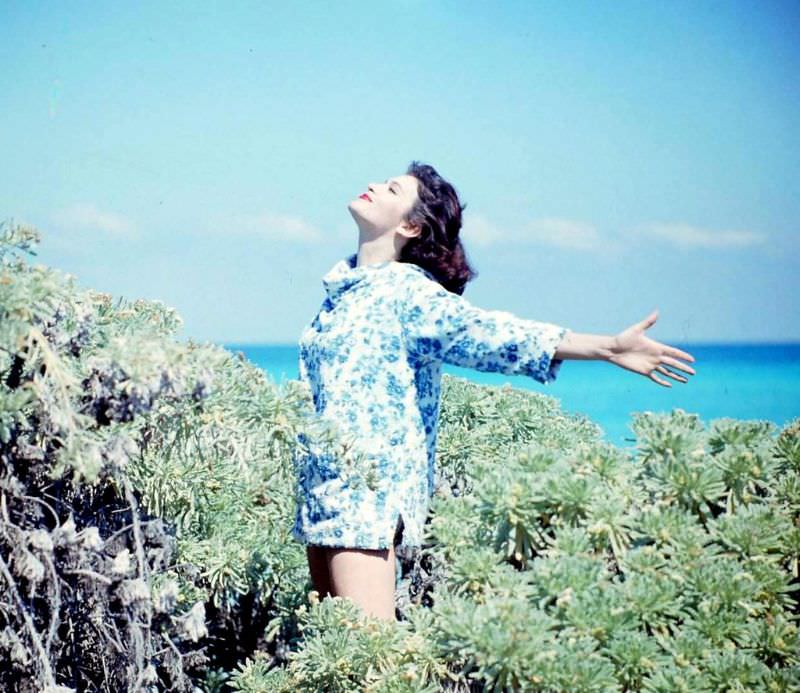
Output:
[398, 277, 569, 385]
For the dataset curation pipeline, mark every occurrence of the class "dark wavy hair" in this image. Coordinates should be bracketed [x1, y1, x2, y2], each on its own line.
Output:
[397, 161, 478, 296]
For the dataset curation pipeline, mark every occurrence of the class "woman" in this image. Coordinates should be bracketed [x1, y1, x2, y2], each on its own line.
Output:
[291, 161, 696, 622]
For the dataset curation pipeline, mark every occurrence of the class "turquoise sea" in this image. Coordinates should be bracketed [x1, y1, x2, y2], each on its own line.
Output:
[221, 342, 800, 452]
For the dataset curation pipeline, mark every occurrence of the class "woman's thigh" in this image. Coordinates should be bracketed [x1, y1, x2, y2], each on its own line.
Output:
[326, 545, 396, 621]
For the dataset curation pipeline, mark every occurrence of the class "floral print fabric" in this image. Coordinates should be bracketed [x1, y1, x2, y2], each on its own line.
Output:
[291, 252, 569, 551]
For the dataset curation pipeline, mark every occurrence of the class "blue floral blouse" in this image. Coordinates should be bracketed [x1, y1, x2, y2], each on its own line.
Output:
[291, 252, 569, 551]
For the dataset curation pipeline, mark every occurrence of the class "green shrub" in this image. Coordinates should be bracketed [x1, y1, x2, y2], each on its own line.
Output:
[3, 218, 798, 692]
[0, 219, 332, 690]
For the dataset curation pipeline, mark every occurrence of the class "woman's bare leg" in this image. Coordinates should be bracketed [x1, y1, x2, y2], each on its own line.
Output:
[327, 545, 396, 621]
[306, 545, 333, 598]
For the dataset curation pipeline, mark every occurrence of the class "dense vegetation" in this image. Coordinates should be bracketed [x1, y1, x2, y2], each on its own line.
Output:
[1, 218, 798, 691]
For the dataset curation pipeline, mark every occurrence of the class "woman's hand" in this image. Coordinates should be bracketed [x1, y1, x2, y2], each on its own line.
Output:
[609, 309, 696, 387]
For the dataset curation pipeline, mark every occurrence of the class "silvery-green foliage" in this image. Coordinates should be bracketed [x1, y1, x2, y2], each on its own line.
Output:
[0, 219, 215, 691]
[0, 222, 403, 687]
[248, 386, 800, 691]
[5, 219, 800, 691]
[389, 401, 798, 690]
[433, 377, 603, 501]
[231, 595, 445, 692]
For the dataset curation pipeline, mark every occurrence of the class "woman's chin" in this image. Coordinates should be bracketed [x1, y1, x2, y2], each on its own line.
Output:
[347, 203, 366, 221]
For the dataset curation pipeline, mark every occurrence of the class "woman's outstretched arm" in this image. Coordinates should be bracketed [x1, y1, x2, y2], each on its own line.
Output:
[552, 329, 615, 361]
[398, 275, 696, 389]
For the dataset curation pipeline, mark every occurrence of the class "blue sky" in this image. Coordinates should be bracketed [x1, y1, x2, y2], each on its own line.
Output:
[2, 1, 798, 345]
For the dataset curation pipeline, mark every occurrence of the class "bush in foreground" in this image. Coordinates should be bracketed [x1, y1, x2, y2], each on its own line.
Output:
[2, 219, 798, 691]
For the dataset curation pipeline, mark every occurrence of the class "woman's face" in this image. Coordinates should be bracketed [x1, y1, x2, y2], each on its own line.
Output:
[347, 173, 421, 240]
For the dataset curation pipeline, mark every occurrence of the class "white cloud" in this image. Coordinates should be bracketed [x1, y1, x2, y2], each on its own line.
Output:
[459, 213, 499, 247]
[460, 214, 768, 255]
[51, 203, 138, 239]
[224, 211, 324, 243]
[639, 223, 767, 249]
[524, 217, 604, 251]
[461, 213, 608, 252]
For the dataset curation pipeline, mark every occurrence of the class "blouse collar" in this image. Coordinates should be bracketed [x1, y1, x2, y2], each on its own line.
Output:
[321, 253, 395, 301]
[322, 252, 436, 301]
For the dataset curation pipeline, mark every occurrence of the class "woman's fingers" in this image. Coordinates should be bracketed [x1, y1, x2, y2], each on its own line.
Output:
[660, 354, 696, 376]
[656, 365, 688, 383]
[666, 345, 695, 363]
[649, 369, 672, 387]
